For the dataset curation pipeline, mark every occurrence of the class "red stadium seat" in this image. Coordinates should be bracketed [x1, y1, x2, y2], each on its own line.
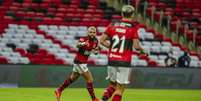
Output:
[36, 13, 45, 18]
[186, 30, 193, 41]
[22, 3, 30, 8]
[86, 9, 96, 13]
[31, 3, 40, 9]
[40, 3, 49, 8]
[9, 6, 19, 12]
[157, 2, 167, 10]
[154, 32, 164, 40]
[88, 60, 95, 65]
[42, 58, 55, 65]
[95, 9, 104, 15]
[69, 4, 79, 9]
[139, 54, 150, 61]
[148, 60, 158, 67]
[38, 48, 48, 55]
[0, 56, 8, 64]
[89, 0, 99, 6]
[71, 0, 80, 5]
[57, 8, 67, 13]
[146, 7, 153, 17]
[15, 48, 27, 56]
[16, 11, 26, 18]
[45, 53, 56, 60]
[170, 21, 177, 32]
[12, 2, 21, 7]
[55, 13, 65, 18]
[32, 58, 42, 64]
[43, 17, 53, 24]
[88, 5, 96, 9]
[53, 17, 63, 25]
[26, 12, 35, 17]
[154, 11, 161, 23]
[55, 59, 66, 65]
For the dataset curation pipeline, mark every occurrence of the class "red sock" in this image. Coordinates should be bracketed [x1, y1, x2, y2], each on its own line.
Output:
[102, 86, 115, 100]
[112, 94, 122, 101]
[87, 82, 96, 99]
[58, 78, 73, 92]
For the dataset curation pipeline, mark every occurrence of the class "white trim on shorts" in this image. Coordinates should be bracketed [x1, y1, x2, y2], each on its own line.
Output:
[73, 64, 88, 74]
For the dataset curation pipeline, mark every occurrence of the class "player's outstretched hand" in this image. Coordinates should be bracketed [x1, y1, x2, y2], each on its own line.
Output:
[77, 42, 86, 47]
[140, 50, 149, 56]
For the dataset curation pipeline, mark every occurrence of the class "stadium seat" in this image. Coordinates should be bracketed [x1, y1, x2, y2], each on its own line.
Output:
[0, 56, 8, 64]
[0, 0, 200, 67]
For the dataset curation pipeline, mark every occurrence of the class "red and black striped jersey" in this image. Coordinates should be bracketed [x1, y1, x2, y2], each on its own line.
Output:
[105, 19, 139, 67]
[74, 37, 98, 64]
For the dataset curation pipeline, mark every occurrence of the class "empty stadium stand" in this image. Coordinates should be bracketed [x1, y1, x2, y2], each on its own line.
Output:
[0, 0, 201, 67]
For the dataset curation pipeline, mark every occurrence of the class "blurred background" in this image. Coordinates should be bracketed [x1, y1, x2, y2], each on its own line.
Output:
[0, 0, 201, 90]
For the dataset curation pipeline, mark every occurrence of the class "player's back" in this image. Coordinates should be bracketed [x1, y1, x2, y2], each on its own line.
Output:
[105, 20, 139, 67]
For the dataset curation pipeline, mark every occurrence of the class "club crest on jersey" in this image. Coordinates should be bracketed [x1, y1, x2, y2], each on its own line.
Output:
[116, 28, 126, 33]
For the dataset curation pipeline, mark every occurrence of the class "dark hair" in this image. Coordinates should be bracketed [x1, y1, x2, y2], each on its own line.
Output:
[122, 12, 134, 18]
[184, 52, 188, 56]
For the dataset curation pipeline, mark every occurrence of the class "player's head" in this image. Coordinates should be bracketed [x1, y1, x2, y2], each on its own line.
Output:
[184, 51, 188, 56]
[121, 5, 135, 19]
[87, 26, 96, 39]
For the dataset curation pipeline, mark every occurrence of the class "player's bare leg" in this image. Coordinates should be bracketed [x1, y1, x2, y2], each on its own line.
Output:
[101, 81, 116, 101]
[55, 72, 80, 101]
[82, 71, 99, 101]
[111, 83, 125, 101]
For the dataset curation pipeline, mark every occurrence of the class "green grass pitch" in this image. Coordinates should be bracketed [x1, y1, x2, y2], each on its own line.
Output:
[0, 88, 201, 101]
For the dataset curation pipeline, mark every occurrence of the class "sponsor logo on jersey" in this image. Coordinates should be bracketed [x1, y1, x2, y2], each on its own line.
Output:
[109, 53, 122, 58]
[116, 28, 126, 33]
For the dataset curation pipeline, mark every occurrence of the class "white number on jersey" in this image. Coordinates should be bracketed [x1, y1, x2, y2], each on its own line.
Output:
[111, 35, 125, 53]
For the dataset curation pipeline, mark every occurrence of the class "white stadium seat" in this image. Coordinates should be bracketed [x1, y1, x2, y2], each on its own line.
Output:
[19, 57, 30, 64]
[59, 25, 68, 31]
[39, 25, 48, 31]
[190, 61, 199, 67]
[2, 24, 201, 67]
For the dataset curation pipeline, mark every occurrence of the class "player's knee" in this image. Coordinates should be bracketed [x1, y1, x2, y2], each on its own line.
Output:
[110, 81, 117, 86]
[69, 74, 79, 82]
[84, 75, 93, 83]
[69, 76, 75, 82]
[115, 89, 124, 95]
[115, 84, 125, 95]
[86, 78, 93, 83]
[109, 81, 117, 88]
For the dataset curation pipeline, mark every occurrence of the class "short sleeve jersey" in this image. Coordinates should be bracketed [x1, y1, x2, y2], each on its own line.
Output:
[74, 37, 98, 64]
[105, 19, 139, 67]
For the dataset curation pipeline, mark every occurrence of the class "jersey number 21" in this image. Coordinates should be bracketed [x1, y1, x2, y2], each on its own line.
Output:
[111, 35, 125, 53]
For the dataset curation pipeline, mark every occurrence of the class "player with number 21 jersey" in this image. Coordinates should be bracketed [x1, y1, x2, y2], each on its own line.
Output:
[105, 20, 139, 67]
